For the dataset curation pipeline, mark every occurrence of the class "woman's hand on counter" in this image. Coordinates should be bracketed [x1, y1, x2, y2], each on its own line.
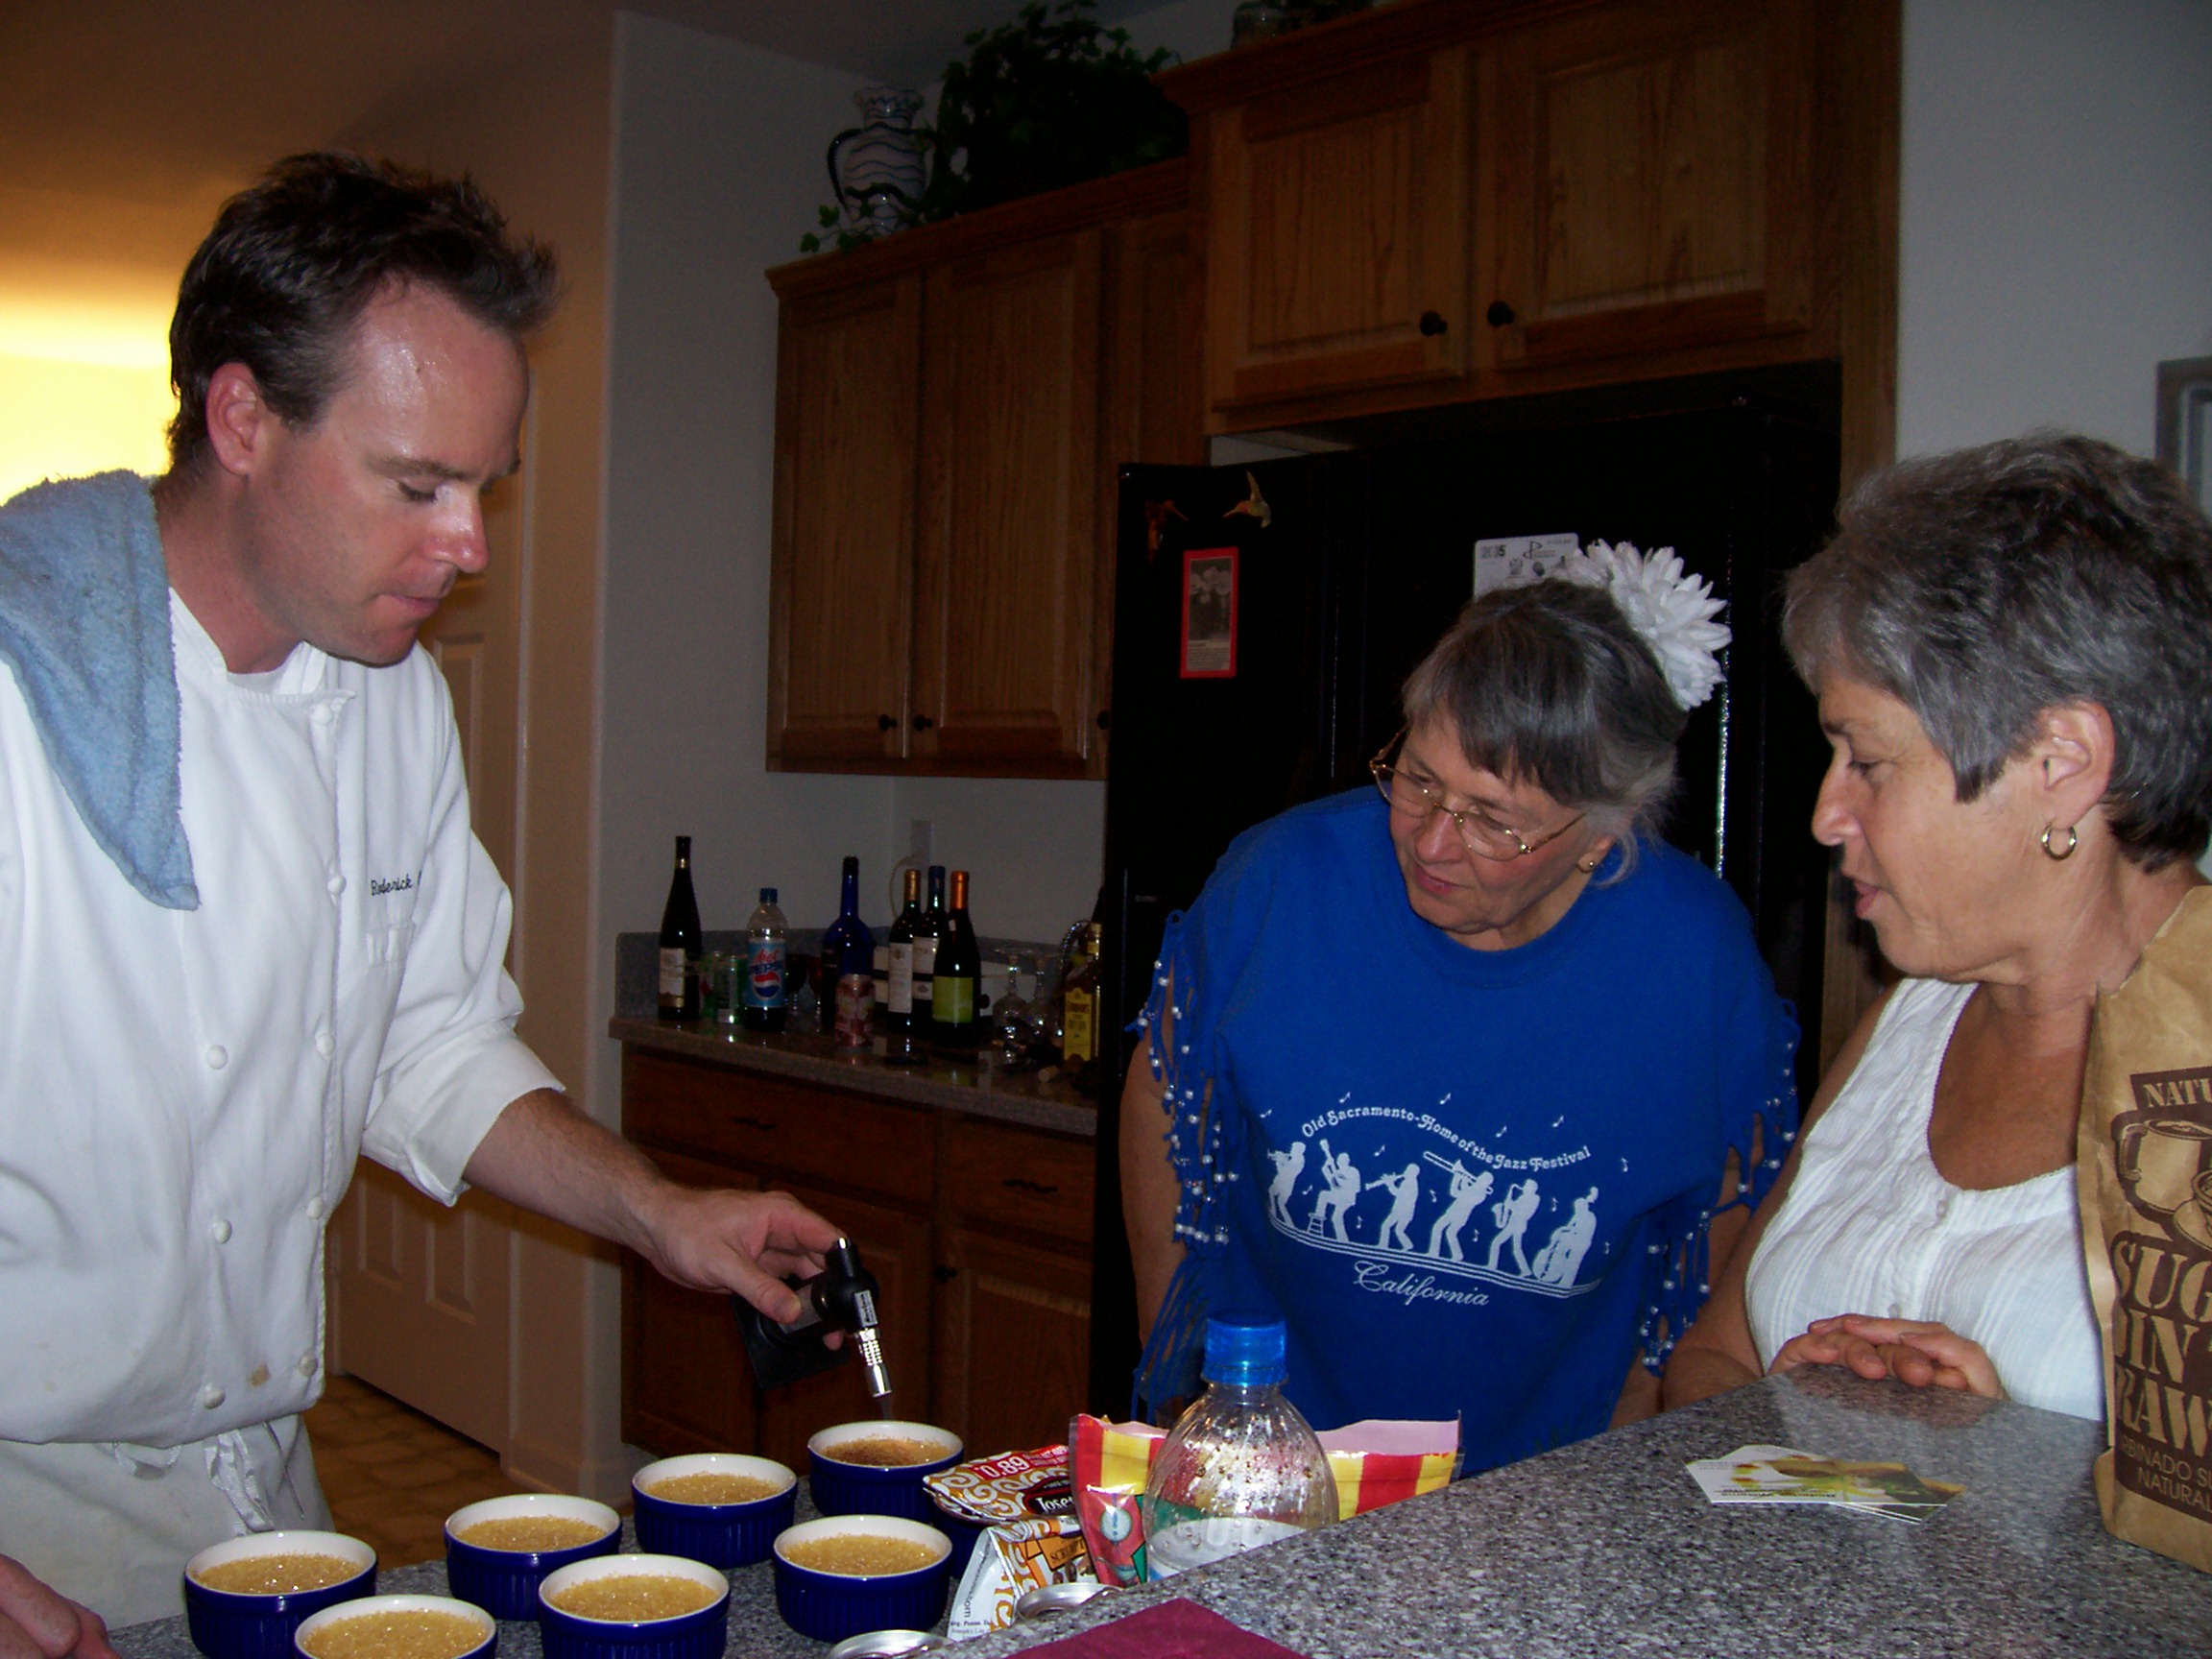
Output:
[1768, 1314, 2004, 1399]
[0, 1555, 115, 1659]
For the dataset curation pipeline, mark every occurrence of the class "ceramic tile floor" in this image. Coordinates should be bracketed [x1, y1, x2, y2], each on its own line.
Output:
[302, 1375, 520, 1568]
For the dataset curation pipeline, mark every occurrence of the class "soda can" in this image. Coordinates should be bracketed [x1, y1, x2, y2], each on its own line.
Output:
[833, 973, 875, 1050]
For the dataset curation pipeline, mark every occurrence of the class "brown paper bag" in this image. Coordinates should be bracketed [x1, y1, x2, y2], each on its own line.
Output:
[2080, 885, 2212, 1572]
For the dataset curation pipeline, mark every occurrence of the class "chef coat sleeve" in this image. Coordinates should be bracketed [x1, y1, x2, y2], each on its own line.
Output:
[358, 659, 561, 1204]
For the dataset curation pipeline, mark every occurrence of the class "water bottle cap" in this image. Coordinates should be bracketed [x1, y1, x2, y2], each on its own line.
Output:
[1200, 1309, 1287, 1387]
[760, 887, 777, 902]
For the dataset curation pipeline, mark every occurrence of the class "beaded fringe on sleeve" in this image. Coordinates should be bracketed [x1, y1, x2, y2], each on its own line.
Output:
[1129, 911, 1229, 1419]
[1635, 999, 1800, 1375]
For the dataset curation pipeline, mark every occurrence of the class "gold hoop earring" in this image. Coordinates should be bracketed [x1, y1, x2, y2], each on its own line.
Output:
[2041, 822, 2079, 861]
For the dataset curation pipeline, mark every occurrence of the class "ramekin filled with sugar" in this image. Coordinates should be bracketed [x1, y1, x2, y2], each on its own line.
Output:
[772, 1516, 953, 1644]
[294, 1595, 493, 1659]
[183, 1530, 377, 1659]
[806, 1421, 961, 1523]
[631, 1453, 797, 1568]
[442, 1494, 619, 1621]
[535, 1553, 729, 1659]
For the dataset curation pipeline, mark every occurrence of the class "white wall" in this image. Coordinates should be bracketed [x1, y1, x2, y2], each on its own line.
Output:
[596, 5, 1256, 969]
[597, 12, 886, 1024]
[1897, 0, 2212, 457]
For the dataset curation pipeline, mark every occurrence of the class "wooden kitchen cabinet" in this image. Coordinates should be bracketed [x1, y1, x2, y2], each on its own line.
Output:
[1194, 43, 1476, 416]
[1160, 0, 1848, 433]
[619, 1046, 1095, 1462]
[1483, 0, 1815, 372]
[767, 274, 921, 768]
[911, 231, 1103, 770]
[766, 162, 1198, 779]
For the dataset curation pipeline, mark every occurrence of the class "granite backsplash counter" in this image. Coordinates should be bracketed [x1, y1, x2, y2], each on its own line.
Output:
[114, 1372, 2212, 1659]
[611, 932, 1097, 1139]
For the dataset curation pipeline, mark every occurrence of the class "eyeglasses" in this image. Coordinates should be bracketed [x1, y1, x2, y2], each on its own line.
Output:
[1369, 733, 1585, 862]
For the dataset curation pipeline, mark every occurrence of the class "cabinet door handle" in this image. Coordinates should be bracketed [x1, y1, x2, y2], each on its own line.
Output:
[1485, 300, 1517, 328]
[1002, 1177, 1058, 1196]
[1418, 310, 1449, 337]
[877, 713, 897, 732]
[728, 1115, 779, 1132]
[912, 713, 936, 731]
[932, 1265, 959, 1285]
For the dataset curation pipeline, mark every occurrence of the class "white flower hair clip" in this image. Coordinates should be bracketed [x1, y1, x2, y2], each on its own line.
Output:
[1557, 541, 1730, 711]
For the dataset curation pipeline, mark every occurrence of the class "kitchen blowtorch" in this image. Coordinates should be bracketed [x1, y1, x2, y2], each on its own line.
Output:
[733, 1236, 895, 1415]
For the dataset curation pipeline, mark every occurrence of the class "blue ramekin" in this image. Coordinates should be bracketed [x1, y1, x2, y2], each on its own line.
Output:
[183, 1530, 377, 1659]
[535, 1554, 730, 1659]
[806, 1422, 962, 1523]
[632, 1454, 797, 1569]
[443, 1495, 620, 1621]
[294, 1594, 495, 1659]
[771, 1516, 953, 1644]
[926, 1498, 987, 1580]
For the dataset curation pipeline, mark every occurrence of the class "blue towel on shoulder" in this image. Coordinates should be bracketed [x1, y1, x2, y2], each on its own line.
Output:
[0, 471, 198, 909]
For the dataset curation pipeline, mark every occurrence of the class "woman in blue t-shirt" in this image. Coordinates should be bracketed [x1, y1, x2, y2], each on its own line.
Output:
[1122, 555, 1799, 1473]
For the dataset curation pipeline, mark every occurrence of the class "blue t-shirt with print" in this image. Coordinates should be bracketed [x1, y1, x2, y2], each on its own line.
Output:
[1134, 789, 1796, 1472]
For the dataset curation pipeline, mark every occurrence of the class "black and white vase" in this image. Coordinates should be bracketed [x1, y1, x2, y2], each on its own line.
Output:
[828, 86, 926, 238]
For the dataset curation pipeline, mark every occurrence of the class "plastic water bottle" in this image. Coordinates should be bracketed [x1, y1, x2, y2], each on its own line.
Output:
[742, 887, 788, 1032]
[1140, 1310, 1337, 1578]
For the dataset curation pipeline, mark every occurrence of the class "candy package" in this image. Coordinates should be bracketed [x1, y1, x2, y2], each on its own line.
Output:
[926, 1445, 1091, 1636]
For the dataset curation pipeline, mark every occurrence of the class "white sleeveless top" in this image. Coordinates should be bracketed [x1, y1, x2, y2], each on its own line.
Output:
[1743, 977, 2104, 1420]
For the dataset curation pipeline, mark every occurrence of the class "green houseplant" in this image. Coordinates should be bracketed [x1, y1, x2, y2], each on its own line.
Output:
[803, 1, 1186, 252]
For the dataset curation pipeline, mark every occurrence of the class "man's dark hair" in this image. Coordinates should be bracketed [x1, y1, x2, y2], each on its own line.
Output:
[166, 151, 560, 472]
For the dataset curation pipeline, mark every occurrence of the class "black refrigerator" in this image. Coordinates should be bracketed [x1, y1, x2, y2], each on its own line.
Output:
[1083, 394, 1841, 1411]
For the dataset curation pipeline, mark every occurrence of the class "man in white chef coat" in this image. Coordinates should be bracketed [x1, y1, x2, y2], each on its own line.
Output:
[0, 154, 842, 1649]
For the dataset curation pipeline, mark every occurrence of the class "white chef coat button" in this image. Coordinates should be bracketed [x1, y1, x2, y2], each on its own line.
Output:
[200, 1384, 225, 1409]
[204, 1045, 228, 1070]
[305, 1197, 326, 1220]
[327, 874, 346, 897]
[297, 1355, 317, 1379]
[1887, 1302, 1904, 1317]
[314, 1029, 334, 1059]
[211, 1218, 232, 1244]
[311, 705, 332, 725]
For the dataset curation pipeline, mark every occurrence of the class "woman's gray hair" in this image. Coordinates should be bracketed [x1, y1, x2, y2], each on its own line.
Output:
[1402, 579, 1687, 862]
[1783, 433, 2212, 872]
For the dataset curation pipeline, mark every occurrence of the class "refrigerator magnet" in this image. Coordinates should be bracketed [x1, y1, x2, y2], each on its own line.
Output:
[1180, 547, 1238, 679]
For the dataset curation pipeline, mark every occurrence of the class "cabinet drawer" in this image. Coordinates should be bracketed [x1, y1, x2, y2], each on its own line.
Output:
[940, 1116, 1094, 1245]
[622, 1050, 935, 1205]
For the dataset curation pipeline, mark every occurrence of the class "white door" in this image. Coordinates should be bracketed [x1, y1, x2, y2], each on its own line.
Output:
[329, 478, 526, 1455]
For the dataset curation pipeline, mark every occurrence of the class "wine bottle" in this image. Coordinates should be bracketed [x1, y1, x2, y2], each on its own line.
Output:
[913, 864, 947, 1022]
[822, 856, 876, 1051]
[658, 835, 703, 1022]
[883, 867, 926, 1066]
[931, 869, 983, 1053]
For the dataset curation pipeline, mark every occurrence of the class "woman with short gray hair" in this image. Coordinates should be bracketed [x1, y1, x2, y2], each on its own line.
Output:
[1666, 433, 2212, 1420]
[1122, 552, 1797, 1472]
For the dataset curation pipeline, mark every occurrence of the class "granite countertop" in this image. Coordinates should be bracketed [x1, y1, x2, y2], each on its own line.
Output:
[610, 1018, 1099, 1140]
[114, 1372, 2212, 1659]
